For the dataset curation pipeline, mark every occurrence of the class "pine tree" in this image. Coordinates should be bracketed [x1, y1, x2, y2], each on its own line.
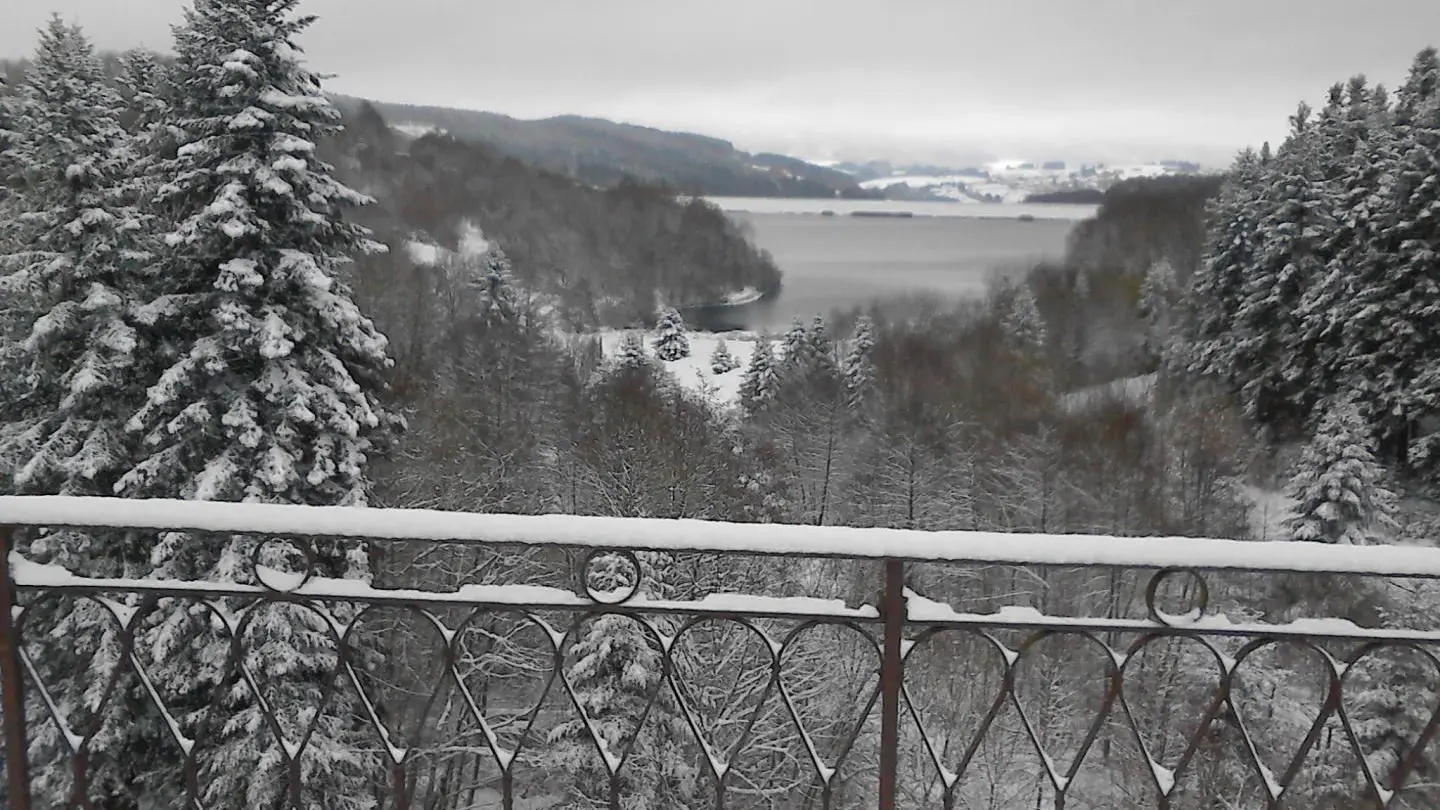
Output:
[805, 313, 833, 361]
[1311, 81, 1351, 183]
[652, 306, 689, 361]
[779, 316, 811, 369]
[1353, 51, 1440, 468]
[842, 315, 875, 409]
[1003, 282, 1047, 357]
[544, 555, 699, 810]
[1181, 149, 1266, 382]
[1393, 47, 1439, 137]
[1232, 104, 1333, 427]
[0, 18, 161, 808]
[0, 15, 151, 539]
[1303, 79, 1398, 422]
[472, 245, 518, 327]
[113, 2, 399, 807]
[1284, 396, 1396, 545]
[616, 332, 649, 370]
[0, 84, 18, 213]
[1138, 257, 1178, 359]
[0, 79, 24, 337]
[708, 338, 738, 374]
[739, 336, 777, 414]
[116, 48, 179, 178]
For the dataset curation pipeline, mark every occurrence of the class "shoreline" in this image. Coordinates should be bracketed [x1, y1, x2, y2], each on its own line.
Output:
[705, 196, 1098, 221]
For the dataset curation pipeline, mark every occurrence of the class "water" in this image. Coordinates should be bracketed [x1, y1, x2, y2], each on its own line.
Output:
[707, 199, 1094, 332]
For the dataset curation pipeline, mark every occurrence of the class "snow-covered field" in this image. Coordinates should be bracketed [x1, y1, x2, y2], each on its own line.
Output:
[404, 219, 492, 266]
[858, 173, 990, 190]
[597, 329, 763, 407]
[1058, 373, 1159, 413]
[392, 121, 445, 139]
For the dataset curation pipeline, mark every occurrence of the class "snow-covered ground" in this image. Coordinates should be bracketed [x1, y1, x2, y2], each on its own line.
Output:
[1104, 164, 1174, 179]
[723, 286, 764, 306]
[1058, 373, 1159, 413]
[392, 121, 445, 139]
[858, 173, 990, 190]
[403, 240, 444, 266]
[403, 218, 491, 267]
[597, 329, 764, 407]
[1243, 485, 1297, 543]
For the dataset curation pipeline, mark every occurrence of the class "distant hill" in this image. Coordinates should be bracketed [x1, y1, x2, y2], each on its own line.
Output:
[332, 96, 880, 200]
[323, 102, 783, 330]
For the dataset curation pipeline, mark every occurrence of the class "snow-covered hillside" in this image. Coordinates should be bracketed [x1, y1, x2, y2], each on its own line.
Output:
[404, 219, 490, 267]
[597, 329, 764, 406]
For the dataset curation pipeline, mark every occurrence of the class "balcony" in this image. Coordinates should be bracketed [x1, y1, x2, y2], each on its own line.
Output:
[2, 495, 1439, 810]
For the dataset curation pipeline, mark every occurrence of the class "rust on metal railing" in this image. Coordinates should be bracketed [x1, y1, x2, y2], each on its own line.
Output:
[877, 559, 905, 810]
[0, 525, 33, 810]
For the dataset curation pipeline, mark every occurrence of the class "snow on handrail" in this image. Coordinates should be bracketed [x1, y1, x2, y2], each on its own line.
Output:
[2, 495, 1440, 578]
[14, 554, 1440, 645]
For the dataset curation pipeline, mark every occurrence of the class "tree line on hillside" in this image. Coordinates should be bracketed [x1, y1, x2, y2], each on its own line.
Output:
[333, 96, 881, 200]
[323, 104, 783, 329]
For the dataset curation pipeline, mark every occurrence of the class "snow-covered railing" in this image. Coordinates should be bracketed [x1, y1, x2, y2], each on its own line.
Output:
[2, 495, 1440, 576]
[2, 496, 1439, 810]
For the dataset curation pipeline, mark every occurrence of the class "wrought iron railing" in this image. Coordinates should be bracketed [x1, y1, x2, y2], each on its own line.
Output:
[3, 496, 1440, 810]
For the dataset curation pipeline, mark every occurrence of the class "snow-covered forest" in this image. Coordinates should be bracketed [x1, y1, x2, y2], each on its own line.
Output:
[4, 0, 1440, 808]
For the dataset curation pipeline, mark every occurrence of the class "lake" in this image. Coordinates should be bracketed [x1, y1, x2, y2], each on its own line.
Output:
[706, 198, 1096, 332]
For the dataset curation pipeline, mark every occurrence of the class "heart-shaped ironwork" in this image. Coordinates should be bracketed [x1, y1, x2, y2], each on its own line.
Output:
[773, 619, 882, 793]
[1115, 632, 1232, 801]
[901, 626, 1016, 798]
[1007, 629, 1121, 800]
[664, 616, 781, 785]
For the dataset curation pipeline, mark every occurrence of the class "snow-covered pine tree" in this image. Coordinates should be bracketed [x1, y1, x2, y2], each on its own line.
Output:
[0, 76, 23, 292]
[1283, 396, 1396, 545]
[652, 306, 689, 361]
[1310, 81, 1351, 183]
[1368, 53, 1440, 471]
[0, 15, 152, 549]
[471, 244, 518, 326]
[739, 335, 777, 414]
[617, 332, 649, 370]
[1231, 103, 1333, 428]
[0, 17, 160, 808]
[113, 1, 399, 807]
[1138, 256, 1178, 359]
[0, 81, 18, 211]
[1180, 149, 1265, 383]
[116, 48, 179, 178]
[544, 554, 699, 810]
[0, 72, 24, 415]
[1003, 281, 1047, 358]
[805, 313, 834, 362]
[708, 337, 738, 374]
[842, 315, 875, 409]
[1393, 47, 1439, 138]
[778, 316, 811, 370]
[1302, 78, 1398, 425]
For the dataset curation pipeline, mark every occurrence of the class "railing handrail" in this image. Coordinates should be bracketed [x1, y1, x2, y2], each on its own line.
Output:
[0, 494, 1436, 578]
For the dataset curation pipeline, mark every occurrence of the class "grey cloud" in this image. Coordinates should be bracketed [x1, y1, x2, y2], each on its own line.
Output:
[5, 0, 1440, 164]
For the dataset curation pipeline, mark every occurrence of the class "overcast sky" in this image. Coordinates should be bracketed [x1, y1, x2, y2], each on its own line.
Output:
[6, 0, 1440, 165]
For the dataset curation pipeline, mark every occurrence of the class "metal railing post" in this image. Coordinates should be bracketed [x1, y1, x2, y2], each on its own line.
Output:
[878, 558, 905, 810]
[0, 525, 32, 810]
